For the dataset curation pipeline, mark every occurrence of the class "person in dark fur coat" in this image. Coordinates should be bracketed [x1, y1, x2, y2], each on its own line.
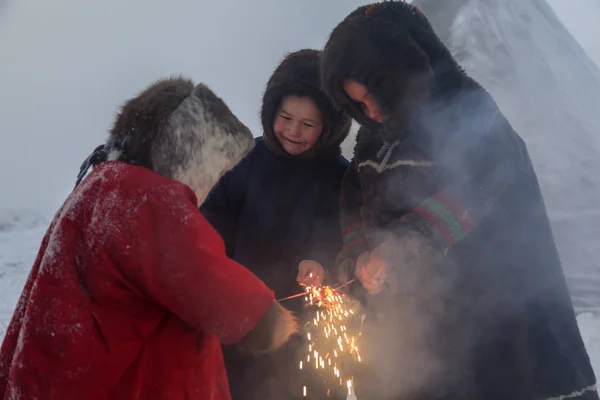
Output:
[0, 77, 298, 400]
[320, 2, 598, 400]
[201, 49, 351, 399]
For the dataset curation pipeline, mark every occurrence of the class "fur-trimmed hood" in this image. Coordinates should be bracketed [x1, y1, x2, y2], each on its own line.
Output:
[261, 49, 351, 160]
[321, 1, 483, 138]
[81, 77, 254, 205]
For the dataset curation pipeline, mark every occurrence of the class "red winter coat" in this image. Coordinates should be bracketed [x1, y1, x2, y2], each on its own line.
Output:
[0, 161, 274, 400]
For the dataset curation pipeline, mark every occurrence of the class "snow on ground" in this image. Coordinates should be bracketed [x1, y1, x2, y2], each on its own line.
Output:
[579, 312, 600, 376]
[0, 209, 48, 338]
[1, 209, 600, 384]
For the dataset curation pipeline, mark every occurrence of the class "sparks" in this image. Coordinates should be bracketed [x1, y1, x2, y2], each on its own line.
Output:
[297, 283, 363, 398]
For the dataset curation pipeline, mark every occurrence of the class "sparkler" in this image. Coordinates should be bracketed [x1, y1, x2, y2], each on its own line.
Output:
[297, 280, 364, 398]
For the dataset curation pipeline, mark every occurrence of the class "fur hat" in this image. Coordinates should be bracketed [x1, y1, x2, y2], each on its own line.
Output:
[261, 49, 351, 160]
[321, 1, 475, 136]
[79, 77, 254, 204]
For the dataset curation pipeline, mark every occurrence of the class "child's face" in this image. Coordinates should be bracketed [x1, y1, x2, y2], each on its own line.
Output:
[273, 95, 323, 156]
[343, 80, 383, 123]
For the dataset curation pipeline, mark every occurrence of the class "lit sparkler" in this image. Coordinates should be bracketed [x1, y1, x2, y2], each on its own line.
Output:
[298, 282, 363, 398]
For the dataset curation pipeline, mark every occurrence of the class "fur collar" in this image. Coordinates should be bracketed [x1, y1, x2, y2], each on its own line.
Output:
[106, 77, 254, 205]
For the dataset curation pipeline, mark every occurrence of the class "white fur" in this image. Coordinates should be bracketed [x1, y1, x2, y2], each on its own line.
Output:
[151, 86, 254, 205]
[268, 302, 298, 351]
[544, 384, 597, 400]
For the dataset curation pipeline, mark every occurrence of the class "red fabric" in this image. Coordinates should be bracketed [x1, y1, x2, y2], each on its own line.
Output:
[412, 204, 455, 246]
[431, 191, 475, 234]
[0, 161, 274, 400]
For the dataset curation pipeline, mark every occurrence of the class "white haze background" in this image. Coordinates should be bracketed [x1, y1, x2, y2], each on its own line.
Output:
[1, 0, 600, 395]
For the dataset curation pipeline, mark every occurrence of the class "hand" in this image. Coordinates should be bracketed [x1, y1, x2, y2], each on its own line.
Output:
[297, 260, 325, 287]
[356, 251, 370, 272]
[334, 253, 366, 283]
[355, 246, 389, 295]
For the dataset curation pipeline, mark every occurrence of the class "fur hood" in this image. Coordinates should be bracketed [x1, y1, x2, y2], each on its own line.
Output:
[321, 1, 484, 139]
[261, 49, 351, 160]
[81, 77, 254, 205]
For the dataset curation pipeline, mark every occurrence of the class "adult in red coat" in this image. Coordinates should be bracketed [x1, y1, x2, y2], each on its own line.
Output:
[0, 78, 297, 400]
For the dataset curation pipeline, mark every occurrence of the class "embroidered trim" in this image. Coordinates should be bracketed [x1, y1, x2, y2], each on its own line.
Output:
[543, 384, 597, 400]
[343, 223, 362, 237]
[343, 236, 368, 252]
[358, 159, 434, 172]
[344, 230, 365, 244]
[342, 224, 368, 251]
[413, 204, 455, 246]
[433, 192, 475, 233]
[412, 192, 474, 246]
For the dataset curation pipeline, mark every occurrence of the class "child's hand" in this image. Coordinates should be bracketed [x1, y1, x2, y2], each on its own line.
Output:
[355, 246, 388, 295]
[352, 252, 370, 287]
[297, 260, 325, 287]
[355, 251, 370, 273]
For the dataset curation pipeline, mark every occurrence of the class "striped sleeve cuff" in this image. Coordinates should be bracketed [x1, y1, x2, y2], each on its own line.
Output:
[411, 192, 475, 247]
[342, 223, 368, 253]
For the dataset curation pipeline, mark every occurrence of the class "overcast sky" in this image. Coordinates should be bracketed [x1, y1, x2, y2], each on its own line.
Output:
[0, 0, 598, 214]
[0, 0, 368, 213]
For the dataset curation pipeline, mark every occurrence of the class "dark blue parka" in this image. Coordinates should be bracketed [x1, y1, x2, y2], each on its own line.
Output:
[201, 49, 351, 400]
[202, 137, 348, 308]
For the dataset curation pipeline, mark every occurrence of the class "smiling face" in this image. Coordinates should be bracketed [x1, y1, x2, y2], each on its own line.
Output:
[343, 79, 383, 123]
[273, 95, 323, 156]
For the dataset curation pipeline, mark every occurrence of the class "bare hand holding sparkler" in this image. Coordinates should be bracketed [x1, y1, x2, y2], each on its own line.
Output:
[298, 282, 363, 398]
[279, 267, 364, 397]
[356, 246, 388, 295]
[297, 260, 325, 286]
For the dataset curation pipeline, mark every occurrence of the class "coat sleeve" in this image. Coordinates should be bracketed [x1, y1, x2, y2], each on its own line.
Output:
[302, 216, 341, 272]
[396, 108, 523, 248]
[301, 174, 345, 279]
[116, 185, 274, 345]
[333, 159, 370, 280]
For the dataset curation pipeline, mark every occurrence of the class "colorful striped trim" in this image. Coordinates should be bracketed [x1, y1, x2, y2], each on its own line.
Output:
[344, 230, 365, 244]
[412, 192, 474, 246]
[413, 205, 454, 245]
[343, 236, 368, 252]
[342, 224, 367, 251]
[432, 192, 475, 233]
[343, 223, 362, 238]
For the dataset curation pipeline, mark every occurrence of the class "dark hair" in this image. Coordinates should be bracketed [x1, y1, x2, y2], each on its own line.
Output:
[322, 14, 432, 128]
[321, 2, 465, 129]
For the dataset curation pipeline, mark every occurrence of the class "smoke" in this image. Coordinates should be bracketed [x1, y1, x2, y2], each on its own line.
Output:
[350, 82, 581, 398]
[332, 1, 600, 398]
[354, 231, 476, 399]
[410, 0, 600, 314]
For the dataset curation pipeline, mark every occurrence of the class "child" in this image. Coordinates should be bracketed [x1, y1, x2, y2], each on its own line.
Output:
[0, 78, 297, 400]
[201, 49, 351, 399]
[321, 2, 597, 400]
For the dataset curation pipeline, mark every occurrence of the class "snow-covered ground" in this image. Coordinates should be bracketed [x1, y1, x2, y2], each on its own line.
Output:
[1, 0, 600, 397]
[0, 210, 48, 338]
[1, 209, 599, 393]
